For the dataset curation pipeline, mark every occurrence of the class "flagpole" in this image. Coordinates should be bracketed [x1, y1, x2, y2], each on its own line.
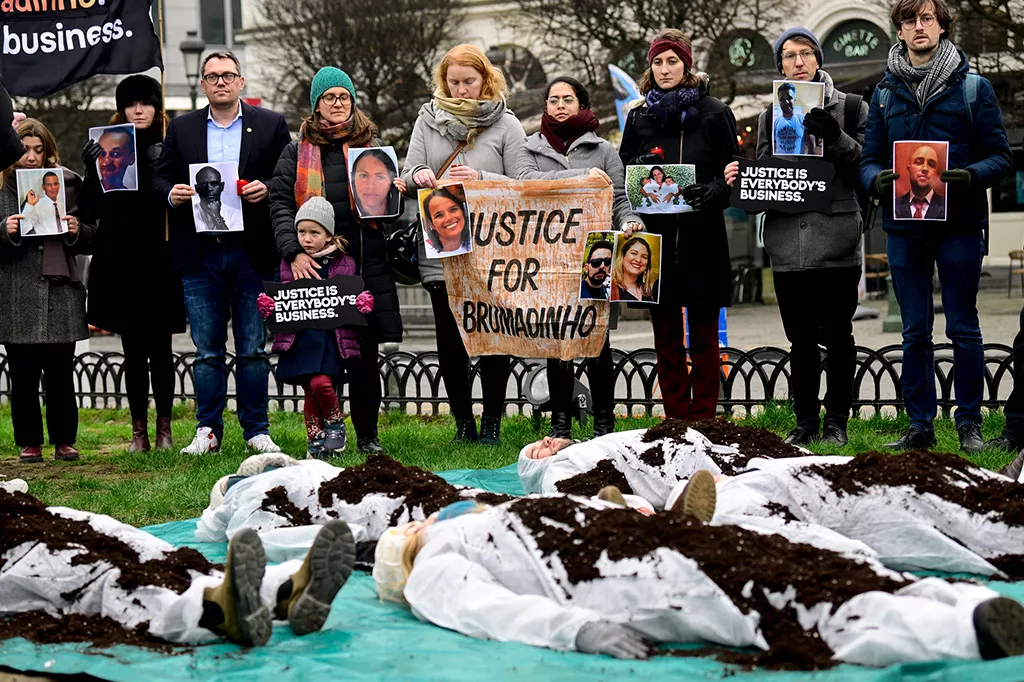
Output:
[156, 0, 169, 241]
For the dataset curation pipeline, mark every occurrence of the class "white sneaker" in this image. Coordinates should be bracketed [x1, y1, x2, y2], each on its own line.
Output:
[246, 434, 282, 454]
[181, 427, 220, 455]
[0, 478, 28, 494]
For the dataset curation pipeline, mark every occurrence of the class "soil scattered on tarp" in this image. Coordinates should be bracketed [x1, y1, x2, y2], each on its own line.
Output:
[641, 418, 805, 475]
[0, 611, 187, 654]
[554, 459, 633, 496]
[0, 492, 219, 594]
[511, 496, 905, 670]
[261, 486, 315, 527]
[473, 491, 517, 506]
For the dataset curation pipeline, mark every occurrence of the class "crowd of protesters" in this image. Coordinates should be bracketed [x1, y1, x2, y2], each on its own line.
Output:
[0, 0, 1016, 463]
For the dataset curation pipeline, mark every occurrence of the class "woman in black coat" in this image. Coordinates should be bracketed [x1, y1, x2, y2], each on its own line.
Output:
[77, 76, 185, 453]
[269, 66, 403, 455]
[618, 29, 739, 421]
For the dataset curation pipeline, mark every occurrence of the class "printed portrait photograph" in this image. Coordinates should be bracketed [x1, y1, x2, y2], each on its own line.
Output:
[189, 162, 245, 233]
[578, 230, 617, 301]
[772, 80, 825, 157]
[419, 183, 473, 259]
[348, 146, 402, 219]
[893, 140, 949, 221]
[88, 123, 137, 192]
[610, 232, 662, 304]
[15, 167, 67, 237]
[625, 164, 696, 215]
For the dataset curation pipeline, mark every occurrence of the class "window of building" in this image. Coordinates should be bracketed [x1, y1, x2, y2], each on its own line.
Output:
[200, 0, 243, 46]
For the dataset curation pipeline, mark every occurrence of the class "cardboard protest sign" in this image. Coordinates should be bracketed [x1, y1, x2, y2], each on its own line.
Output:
[610, 232, 662, 304]
[190, 162, 244, 233]
[89, 124, 137, 192]
[893, 141, 948, 221]
[729, 156, 835, 214]
[772, 80, 825, 157]
[625, 164, 696, 214]
[419, 183, 473, 258]
[16, 167, 67, 237]
[579, 231, 615, 301]
[348, 147, 402, 219]
[442, 177, 612, 360]
[263, 275, 367, 333]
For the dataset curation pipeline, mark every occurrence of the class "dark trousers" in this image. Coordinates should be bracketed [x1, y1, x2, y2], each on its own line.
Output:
[547, 335, 614, 415]
[773, 267, 861, 427]
[649, 305, 720, 420]
[427, 282, 511, 420]
[349, 335, 381, 440]
[120, 332, 175, 421]
[6, 343, 78, 446]
[1003, 304, 1024, 438]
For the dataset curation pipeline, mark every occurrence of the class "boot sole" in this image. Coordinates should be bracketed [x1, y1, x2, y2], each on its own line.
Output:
[974, 596, 1024, 659]
[19, 456, 43, 463]
[227, 528, 273, 647]
[673, 470, 717, 523]
[288, 520, 356, 636]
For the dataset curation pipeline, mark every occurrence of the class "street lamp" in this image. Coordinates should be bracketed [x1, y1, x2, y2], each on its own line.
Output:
[179, 30, 206, 110]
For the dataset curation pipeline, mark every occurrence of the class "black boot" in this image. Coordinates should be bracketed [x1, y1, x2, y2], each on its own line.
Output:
[957, 422, 984, 454]
[549, 411, 572, 439]
[453, 417, 478, 443]
[479, 415, 501, 446]
[357, 438, 385, 454]
[783, 424, 818, 446]
[883, 427, 936, 450]
[820, 416, 848, 447]
[592, 409, 615, 437]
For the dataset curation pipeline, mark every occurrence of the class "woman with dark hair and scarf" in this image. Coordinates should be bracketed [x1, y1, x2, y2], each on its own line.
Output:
[619, 29, 738, 422]
[516, 76, 643, 439]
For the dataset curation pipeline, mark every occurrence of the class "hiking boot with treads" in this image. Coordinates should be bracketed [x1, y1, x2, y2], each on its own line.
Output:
[668, 470, 717, 523]
[203, 528, 272, 647]
[277, 520, 357, 635]
[973, 596, 1024, 659]
[596, 485, 627, 507]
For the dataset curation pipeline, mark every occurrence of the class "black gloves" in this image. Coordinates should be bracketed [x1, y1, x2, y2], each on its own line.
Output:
[803, 107, 841, 146]
[874, 170, 899, 195]
[682, 183, 717, 211]
[81, 139, 101, 177]
[941, 169, 972, 185]
[146, 142, 163, 168]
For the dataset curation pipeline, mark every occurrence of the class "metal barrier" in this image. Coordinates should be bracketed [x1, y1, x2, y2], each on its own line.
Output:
[1, 344, 1014, 417]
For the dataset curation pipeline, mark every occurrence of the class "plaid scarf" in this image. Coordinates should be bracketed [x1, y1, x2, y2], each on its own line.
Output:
[887, 38, 962, 107]
[430, 93, 507, 147]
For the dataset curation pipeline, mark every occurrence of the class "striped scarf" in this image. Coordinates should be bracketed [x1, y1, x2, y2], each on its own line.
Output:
[887, 38, 962, 107]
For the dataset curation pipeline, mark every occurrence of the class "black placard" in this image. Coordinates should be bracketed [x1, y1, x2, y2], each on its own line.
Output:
[263, 275, 367, 333]
[730, 156, 836, 214]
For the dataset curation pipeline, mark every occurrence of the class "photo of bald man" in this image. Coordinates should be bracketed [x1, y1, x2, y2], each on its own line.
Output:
[893, 140, 948, 221]
[88, 124, 137, 192]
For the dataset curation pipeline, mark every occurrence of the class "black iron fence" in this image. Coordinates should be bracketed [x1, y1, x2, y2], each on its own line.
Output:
[0, 344, 1014, 417]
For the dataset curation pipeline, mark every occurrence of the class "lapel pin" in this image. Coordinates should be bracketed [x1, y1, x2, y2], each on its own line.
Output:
[246, 127, 253, 133]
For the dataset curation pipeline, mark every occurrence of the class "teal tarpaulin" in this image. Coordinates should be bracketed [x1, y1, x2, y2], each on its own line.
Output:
[2, 464, 1023, 681]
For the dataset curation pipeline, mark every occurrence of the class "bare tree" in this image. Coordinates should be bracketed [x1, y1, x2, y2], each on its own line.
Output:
[253, 0, 460, 153]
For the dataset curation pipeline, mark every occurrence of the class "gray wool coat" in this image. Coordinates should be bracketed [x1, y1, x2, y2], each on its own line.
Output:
[515, 131, 641, 230]
[401, 102, 526, 286]
[756, 71, 868, 272]
[0, 171, 94, 345]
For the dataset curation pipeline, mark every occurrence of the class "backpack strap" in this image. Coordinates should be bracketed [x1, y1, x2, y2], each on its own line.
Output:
[963, 73, 980, 127]
[843, 93, 862, 140]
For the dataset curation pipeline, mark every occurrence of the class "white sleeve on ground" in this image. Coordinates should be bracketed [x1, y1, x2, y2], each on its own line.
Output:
[258, 559, 304, 612]
[260, 523, 367, 564]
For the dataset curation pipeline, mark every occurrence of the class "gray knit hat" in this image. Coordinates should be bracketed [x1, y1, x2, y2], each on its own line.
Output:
[295, 196, 335, 236]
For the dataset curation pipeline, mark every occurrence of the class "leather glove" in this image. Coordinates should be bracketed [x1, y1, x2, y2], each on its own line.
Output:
[682, 183, 716, 211]
[874, 169, 899, 195]
[941, 169, 972, 185]
[575, 622, 650, 659]
[146, 142, 164, 168]
[630, 152, 664, 166]
[803, 107, 841, 146]
[81, 139, 101, 177]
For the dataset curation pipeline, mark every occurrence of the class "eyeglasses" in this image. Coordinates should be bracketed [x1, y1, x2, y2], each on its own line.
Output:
[202, 73, 240, 85]
[901, 14, 936, 30]
[781, 50, 817, 63]
[547, 96, 577, 106]
[588, 257, 611, 267]
[320, 92, 352, 106]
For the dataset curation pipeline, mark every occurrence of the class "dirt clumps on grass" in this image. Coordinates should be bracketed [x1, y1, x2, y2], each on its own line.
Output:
[554, 459, 633, 496]
[642, 418, 805, 475]
[510, 496, 905, 670]
[0, 611, 187, 654]
[260, 486, 315, 527]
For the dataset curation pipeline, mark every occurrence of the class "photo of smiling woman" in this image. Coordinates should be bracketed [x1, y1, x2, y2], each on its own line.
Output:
[348, 147, 402, 219]
[610, 233, 661, 303]
[418, 183, 472, 258]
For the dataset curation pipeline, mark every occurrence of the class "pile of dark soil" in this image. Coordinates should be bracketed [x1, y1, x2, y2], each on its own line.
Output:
[554, 460, 633, 496]
[511, 496, 905, 670]
[260, 486, 314, 527]
[472, 491, 517, 506]
[763, 501, 799, 523]
[642, 418, 804, 475]
[0, 611, 186, 654]
[0, 492, 218, 595]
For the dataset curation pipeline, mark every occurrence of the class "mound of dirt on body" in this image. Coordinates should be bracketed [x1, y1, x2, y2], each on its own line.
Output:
[0, 611, 187, 654]
[553, 459, 633, 496]
[641, 418, 806, 475]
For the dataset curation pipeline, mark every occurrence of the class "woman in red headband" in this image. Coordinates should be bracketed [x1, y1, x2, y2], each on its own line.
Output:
[618, 29, 739, 421]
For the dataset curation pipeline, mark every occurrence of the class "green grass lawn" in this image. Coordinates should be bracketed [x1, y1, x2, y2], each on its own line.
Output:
[0, 403, 1018, 527]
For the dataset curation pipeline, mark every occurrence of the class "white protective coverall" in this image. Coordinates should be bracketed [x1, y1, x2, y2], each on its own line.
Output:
[0, 506, 300, 644]
[402, 497, 1004, 668]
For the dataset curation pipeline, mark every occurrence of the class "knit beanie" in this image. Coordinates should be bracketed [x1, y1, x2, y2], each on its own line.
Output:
[310, 67, 356, 111]
[295, 196, 336, 236]
[773, 27, 823, 74]
[115, 75, 162, 113]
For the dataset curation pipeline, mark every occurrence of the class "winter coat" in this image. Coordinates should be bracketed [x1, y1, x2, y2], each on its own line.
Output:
[269, 139, 403, 344]
[516, 131, 641, 230]
[756, 71, 867, 272]
[401, 102, 526, 286]
[270, 251, 362, 359]
[77, 128, 186, 335]
[618, 93, 739, 308]
[859, 51, 1012, 238]
[0, 170, 95, 345]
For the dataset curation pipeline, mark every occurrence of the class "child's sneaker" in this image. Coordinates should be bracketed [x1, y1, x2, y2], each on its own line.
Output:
[323, 421, 347, 455]
[307, 434, 329, 461]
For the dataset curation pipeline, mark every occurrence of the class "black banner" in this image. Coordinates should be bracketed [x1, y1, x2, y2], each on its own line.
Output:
[730, 156, 836, 214]
[263, 276, 368, 333]
[1, 0, 162, 98]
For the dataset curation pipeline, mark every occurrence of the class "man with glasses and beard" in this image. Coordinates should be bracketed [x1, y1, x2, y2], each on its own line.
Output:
[580, 239, 613, 300]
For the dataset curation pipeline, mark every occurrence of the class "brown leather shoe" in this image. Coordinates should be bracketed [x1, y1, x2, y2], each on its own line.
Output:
[155, 417, 173, 450]
[19, 445, 43, 463]
[55, 444, 80, 461]
[129, 419, 151, 453]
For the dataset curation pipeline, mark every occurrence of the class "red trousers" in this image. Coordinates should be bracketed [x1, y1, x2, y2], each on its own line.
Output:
[649, 305, 721, 420]
[304, 374, 343, 439]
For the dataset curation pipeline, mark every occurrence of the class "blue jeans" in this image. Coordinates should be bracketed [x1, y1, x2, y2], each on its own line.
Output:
[887, 231, 984, 430]
[182, 242, 270, 441]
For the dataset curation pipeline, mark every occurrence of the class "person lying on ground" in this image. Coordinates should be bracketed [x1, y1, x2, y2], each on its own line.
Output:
[0, 490, 355, 646]
[371, 485, 1024, 669]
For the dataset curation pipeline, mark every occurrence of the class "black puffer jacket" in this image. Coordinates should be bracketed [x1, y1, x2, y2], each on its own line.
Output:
[269, 139, 402, 343]
[619, 92, 739, 308]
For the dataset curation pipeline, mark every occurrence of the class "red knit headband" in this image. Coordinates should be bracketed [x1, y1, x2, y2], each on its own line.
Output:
[647, 39, 693, 71]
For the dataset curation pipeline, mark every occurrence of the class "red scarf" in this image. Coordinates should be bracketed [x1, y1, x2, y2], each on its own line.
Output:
[540, 110, 600, 155]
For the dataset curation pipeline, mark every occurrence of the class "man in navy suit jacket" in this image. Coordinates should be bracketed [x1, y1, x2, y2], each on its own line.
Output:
[153, 51, 291, 457]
